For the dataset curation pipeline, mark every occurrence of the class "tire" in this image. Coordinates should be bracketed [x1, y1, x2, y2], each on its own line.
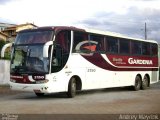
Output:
[133, 75, 142, 91]
[67, 78, 76, 98]
[35, 93, 44, 97]
[141, 75, 149, 90]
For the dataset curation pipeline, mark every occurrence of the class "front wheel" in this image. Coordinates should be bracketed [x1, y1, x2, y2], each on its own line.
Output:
[67, 78, 76, 98]
[35, 93, 45, 97]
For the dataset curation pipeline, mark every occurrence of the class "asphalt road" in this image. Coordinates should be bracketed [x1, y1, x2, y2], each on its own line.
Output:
[0, 82, 160, 119]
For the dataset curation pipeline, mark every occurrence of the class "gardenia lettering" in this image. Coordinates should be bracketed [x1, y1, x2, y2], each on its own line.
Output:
[128, 58, 153, 65]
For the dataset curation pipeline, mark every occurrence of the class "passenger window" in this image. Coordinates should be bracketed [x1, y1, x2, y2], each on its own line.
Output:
[89, 34, 105, 53]
[131, 41, 142, 55]
[52, 30, 71, 73]
[151, 43, 158, 56]
[51, 47, 63, 73]
[119, 39, 130, 54]
[73, 32, 89, 53]
[55, 30, 71, 54]
[106, 36, 118, 54]
[142, 42, 150, 55]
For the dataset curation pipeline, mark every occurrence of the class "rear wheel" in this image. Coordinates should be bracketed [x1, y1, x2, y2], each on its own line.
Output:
[141, 75, 149, 90]
[133, 75, 142, 91]
[67, 77, 76, 98]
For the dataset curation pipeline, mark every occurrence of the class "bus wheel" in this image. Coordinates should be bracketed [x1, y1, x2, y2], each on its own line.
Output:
[67, 77, 76, 98]
[141, 75, 149, 90]
[35, 93, 44, 97]
[133, 75, 142, 91]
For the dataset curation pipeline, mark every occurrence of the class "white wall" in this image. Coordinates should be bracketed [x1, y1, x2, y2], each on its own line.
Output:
[0, 60, 10, 85]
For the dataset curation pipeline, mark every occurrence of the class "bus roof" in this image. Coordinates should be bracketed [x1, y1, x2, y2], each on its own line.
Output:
[84, 28, 157, 44]
[19, 26, 85, 32]
[19, 26, 157, 44]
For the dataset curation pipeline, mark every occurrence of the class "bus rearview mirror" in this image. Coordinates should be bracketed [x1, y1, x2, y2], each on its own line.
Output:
[43, 41, 53, 58]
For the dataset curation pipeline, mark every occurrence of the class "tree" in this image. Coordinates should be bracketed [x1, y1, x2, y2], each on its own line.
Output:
[0, 40, 6, 57]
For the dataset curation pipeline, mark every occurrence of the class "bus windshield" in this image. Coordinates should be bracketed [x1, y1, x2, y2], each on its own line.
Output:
[11, 45, 50, 74]
[15, 30, 53, 44]
[10, 30, 54, 74]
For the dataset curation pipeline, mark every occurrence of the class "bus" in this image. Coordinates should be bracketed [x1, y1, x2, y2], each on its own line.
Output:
[10, 26, 159, 98]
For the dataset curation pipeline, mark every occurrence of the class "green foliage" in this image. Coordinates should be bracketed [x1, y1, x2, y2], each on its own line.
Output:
[0, 40, 11, 60]
[0, 40, 6, 58]
[0, 40, 6, 51]
[3, 51, 11, 60]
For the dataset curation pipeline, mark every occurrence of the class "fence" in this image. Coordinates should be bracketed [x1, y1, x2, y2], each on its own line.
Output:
[0, 60, 10, 85]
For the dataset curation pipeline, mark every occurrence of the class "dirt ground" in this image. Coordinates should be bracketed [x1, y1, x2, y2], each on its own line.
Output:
[0, 82, 160, 120]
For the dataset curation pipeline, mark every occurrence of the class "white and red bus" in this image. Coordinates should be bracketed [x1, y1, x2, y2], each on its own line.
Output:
[10, 26, 159, 97]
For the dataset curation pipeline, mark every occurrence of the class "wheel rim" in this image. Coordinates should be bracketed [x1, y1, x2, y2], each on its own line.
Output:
[71, 81, 76, 94]
[135, 76, 141, 90]
[143, 76, 149, 87]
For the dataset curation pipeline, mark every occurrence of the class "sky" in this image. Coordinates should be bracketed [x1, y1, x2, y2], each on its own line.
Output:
[0, 0, 160, 43]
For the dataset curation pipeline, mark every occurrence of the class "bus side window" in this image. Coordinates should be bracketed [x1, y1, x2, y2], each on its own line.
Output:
[51, 47, 63, 73]
[55, 30, 71, 54]
[52, 49, 59, 66]
[131, 41, 142, 55]
[89, 34, 105, 53]
[106, 36, 118, 54]
[151, 43, 158, 56]
[119, 39, 130, 54]
[142, 42, 150, 56]
[73, 32, 88, 53]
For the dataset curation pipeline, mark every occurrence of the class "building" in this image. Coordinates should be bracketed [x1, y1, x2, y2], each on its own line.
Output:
[2, 26, 16, 41]
[0, 32, 8, 41]
[16, 23, 37, 32]
[0, 23, 37, 59]
[0, 23, 15, 31]
[2, 23, 37, 42]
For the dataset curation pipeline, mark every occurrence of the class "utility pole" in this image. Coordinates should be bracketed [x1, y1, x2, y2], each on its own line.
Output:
[145, 22, 147, 40]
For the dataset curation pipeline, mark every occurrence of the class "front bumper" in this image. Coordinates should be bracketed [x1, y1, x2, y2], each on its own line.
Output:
[10, 82, 53, 93]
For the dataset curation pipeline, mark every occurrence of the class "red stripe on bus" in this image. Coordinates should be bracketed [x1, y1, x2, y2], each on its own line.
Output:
[10, 75, 34, 84]
[81, 53, 158, 71]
